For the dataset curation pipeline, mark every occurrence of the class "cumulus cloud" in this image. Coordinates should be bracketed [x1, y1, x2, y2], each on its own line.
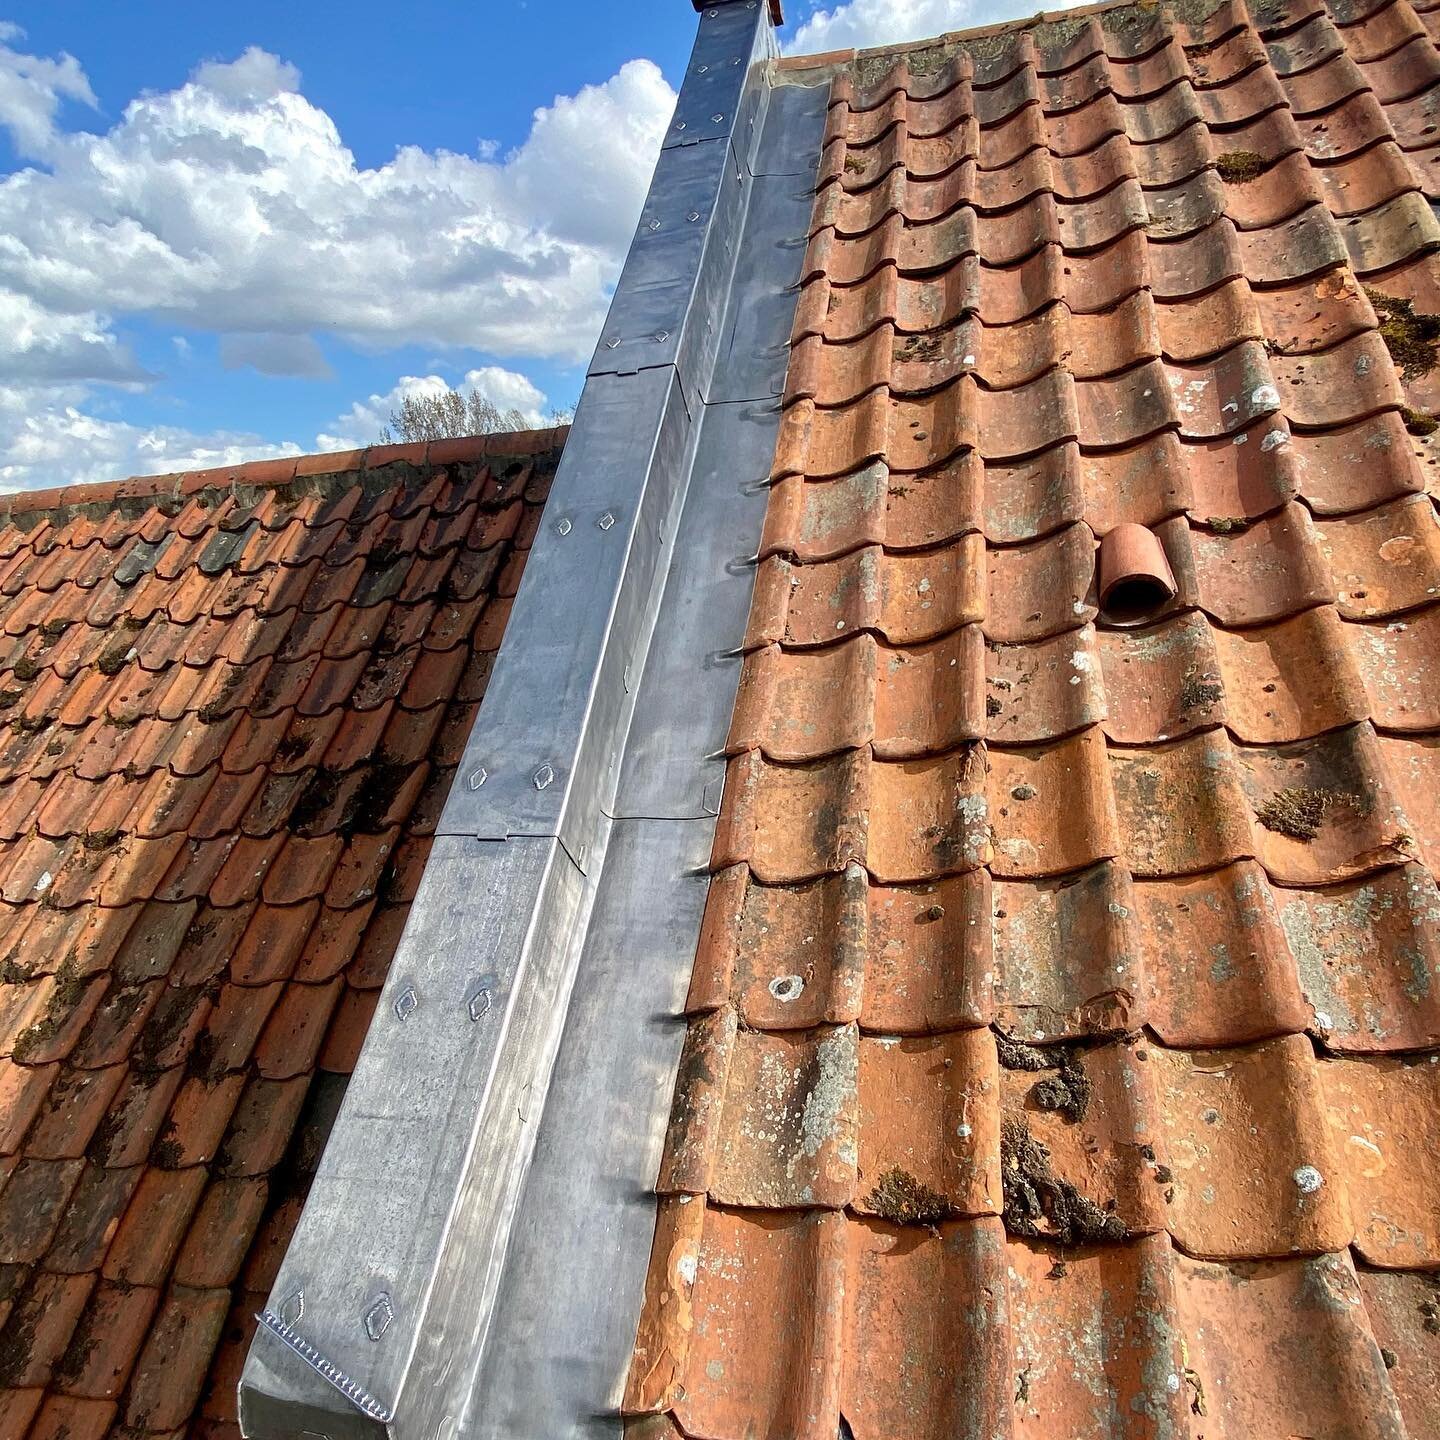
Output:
[0, 290, 151, 384]
[0, 22, 95, 160]
[0, 36, 675, 382]
[0, 28, 675, 492]
[787, 0, 1031, 52]
[219, 331, 332, 378]
[0, 383, 300, 491]
[316, 366, 550, 451]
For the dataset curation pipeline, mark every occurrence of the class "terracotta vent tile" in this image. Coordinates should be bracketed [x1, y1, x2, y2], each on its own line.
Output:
[633, 6, 1440, 1426]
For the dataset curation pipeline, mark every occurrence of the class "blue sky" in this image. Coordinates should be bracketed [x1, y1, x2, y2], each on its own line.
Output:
[0, 0, 1042, 490]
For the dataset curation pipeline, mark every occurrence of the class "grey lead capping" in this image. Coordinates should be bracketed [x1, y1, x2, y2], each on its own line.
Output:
[238, 2, 826, 1436]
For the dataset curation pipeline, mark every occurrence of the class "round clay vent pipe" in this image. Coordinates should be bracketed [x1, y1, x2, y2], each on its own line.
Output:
[1099, 522, 1177, 623]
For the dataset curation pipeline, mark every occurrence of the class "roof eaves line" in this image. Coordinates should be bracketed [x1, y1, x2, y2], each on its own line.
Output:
[0, 427, 571, 525]
[237, 3, 820, 1436]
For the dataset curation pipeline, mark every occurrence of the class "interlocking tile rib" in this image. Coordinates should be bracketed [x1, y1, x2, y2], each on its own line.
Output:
[628, 1, 1440, 1434]
[0, 432, 565, 1436]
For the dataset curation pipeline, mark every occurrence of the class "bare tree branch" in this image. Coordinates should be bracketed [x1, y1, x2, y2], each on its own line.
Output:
[379, 384, 557, 444]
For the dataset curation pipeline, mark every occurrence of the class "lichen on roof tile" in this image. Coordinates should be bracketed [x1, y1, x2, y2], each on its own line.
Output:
[629, 0, 1440, 1431]
[0, 430, 564, 1435]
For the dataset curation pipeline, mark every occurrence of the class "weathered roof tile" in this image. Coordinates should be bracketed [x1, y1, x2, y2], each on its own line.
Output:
[0, 432, 563, 1433]
[632, 2, 1440, 1429]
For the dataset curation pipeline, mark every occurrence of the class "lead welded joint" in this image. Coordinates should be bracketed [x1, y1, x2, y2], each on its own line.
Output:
[1099, 521, 1177, 622]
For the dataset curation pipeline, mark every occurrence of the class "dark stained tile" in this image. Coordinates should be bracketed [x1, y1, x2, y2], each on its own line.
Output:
[0, 434, 561, 1436]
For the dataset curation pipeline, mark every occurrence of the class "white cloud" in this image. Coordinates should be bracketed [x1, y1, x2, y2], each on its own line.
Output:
[219, 331, 332, 378]
[0, 30, 674, 492]
[463, 364, 549, 418]
[0, 22, 95, 160]
[316, 366, 550, 452]
[0, 36, 675, 382]
[0, 289, 150, 383]
[787, 0, 1044, 52]
[0, 383, 299, 491]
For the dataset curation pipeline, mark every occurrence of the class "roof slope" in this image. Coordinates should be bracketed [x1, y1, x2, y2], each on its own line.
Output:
[624, 0, 1440, 1434]
[0, 430, 564, 1440]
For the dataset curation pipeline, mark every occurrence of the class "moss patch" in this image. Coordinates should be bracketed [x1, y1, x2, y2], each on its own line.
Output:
[866, 1166, 954, 1226]
[894, 333, 943, 363]
[96, 641, 131, 676]
[1203, 515, 1249, 534]
[12, 970, 95, 1062]
[1001, 1116, 1127, 1244]
[1214, 150, 1267, 183]
[1402, 407, 1438, 437]
[995, 1029, 1092, 1124]
[1366, 288, 1440, 379]
[1255, 785, 1331, 841]
[904, 42, 961, 77]
[1179, 672, 1224, 712]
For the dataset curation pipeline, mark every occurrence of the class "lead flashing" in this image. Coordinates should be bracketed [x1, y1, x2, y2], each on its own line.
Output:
[237, 0, 825, 1435]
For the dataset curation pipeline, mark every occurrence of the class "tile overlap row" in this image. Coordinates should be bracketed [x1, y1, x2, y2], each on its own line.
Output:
[0, 432, 564, 1440]
[627, 0, 1440, 1432]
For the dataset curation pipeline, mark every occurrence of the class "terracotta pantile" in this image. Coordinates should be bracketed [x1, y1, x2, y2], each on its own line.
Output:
[1110, 728, 1253, 875]
[856, 1030, 1001, 1216]
[25, 1396, 117, 1440]
[101, 1165, 207, 1285]
[989, 728, 1121, 876]
[1137, 860, 1310, 1046]
[746, 539, 984, 648]
[1187, 503, 1334, 625]
[87, 1066, 184, 1168]
[42, 1162, 141, 1274]
[0, 1156, 86, 1261]
[52, 1281, 160, 1400]
[986, 523, 1097, 640]
[728, 629, 984, 760]
[1292, 409, 1425, 514]
[214, 1074, 308, 1176]
[1357, 1265, 1440, 1435]
[24, 1063, 127, 1161]
[1323, 1052, 1440, 1263]
[227, 902, 316, 985]
[0, 1271, 94, 1388]
[123, 1286, 230, 1433]
[1152, 1033, 1353, 1255]
[993, 861, 1140, 1039]
[158, 1072, 247, 1168]
[986, 624, 1106, 742]
[1353, 605, 1440, 727]
[661, 1012, 857, 1208]
[1279, 863, 1440, 1050]
[171, 1177, 268, 1288]
[1236, 722, 1415, 882]
[0, 1056, 54, 1153]
[1316, 493, 1440, 618]
[317, 985, 378, 1072]
[632, 1206, 845, 1439]
[841, 1216, 1009, 1440]
[713, 746, 990, 884]
[253, 976, 341, 1079]
[0, 1389, 42, 1437]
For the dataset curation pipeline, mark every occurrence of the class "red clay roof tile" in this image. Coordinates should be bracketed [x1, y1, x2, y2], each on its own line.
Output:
[631, 3, 1440, 1431]
[0, 432, 562, 1434]
[52, 1280, 161, 1401]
